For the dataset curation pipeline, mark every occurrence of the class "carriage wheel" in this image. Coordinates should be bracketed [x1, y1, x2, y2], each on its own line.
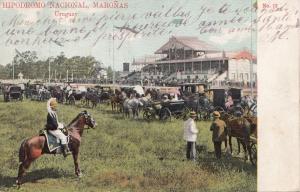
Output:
[143, 110, 154, 121]
[160, 108, 171, 122]
[249, 143, 257, 166]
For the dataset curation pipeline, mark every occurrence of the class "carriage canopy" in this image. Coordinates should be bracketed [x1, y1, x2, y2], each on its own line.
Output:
[179, 83, 207, 94]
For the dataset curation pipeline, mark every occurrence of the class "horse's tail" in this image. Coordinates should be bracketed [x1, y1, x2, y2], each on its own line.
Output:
[19, 139, 27, 163]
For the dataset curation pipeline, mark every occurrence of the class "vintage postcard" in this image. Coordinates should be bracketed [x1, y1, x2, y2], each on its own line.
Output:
[0, 0, 298, 191]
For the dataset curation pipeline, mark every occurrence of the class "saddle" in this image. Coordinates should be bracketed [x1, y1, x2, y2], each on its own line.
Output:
[39, 129, 69, 153]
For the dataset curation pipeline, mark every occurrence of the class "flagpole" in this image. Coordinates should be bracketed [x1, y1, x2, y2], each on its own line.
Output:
[48, 44, 51, 83]
[112, 24, 115, 92]
[12, 60, 14, 80]
[250, 0, 253, 97]
[49, 58, 51, 83]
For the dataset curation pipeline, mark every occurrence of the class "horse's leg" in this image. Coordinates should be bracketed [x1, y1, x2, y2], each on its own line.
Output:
[237, 138, 241, 155]
[246, 141, 252, 163]
[229, 136, 233, 154]
[16, 160, 32, 185]
[119, 103, 121, 113]
[136, 109, 139, 119]
[120, 104, 123, 113]
[72, 150, 82, 177]
[241, 141, 248, 161]
[133, 109, 136, 119]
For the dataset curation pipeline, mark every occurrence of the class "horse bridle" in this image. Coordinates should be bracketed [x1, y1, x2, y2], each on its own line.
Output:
[81, 111, 96, 129]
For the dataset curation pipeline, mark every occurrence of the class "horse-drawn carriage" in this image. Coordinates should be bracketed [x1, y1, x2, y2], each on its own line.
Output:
[3, 85, 23, 102]
[25, 83, 50, 101]
[206, 87, 243, 113]
[48, 85, 64, 103]
[143, 100, 190, 121]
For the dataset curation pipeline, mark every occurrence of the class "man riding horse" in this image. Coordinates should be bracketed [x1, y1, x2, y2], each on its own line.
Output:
[45, 98, 71, 157]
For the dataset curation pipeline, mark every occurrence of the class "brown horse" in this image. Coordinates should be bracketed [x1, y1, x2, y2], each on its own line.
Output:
[110, 91, 125, 112]
[16, 110, 96, 185]
[233, 115, 257, 155]
[222, 113, 256, 162]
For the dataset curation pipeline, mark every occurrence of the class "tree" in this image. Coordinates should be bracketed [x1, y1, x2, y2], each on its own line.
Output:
[0, 64, 10, 79]
[13, 51, 38, 79]
[1, 50, 103, 81]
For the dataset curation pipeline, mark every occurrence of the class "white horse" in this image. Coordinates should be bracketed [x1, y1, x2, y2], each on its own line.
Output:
[123, 97, 143, 119]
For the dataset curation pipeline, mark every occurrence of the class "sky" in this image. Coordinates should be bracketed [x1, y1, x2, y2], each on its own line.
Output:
[0, 0, 257, 70]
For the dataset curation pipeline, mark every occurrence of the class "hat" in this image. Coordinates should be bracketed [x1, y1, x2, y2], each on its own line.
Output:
[50, 98, 58, 108]
[163, 95, 168, 99]
[213, 111, 221, 117]
[190, 111, 197, 117]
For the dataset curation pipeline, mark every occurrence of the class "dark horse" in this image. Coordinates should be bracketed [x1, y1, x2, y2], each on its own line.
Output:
[82, 91, 99, 108]
[16, 111, 96, 185]
[222, 113, 256, 163]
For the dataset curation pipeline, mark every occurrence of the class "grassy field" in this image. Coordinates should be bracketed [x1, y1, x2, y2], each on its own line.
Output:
[0, 99, 256, 192]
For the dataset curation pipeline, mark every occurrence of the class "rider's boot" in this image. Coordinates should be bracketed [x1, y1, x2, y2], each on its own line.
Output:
[62, 144, 71, 158]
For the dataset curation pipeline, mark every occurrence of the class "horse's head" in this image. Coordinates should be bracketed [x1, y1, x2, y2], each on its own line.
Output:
[80, 110, 97, 129]
[220, 112, 233, 122]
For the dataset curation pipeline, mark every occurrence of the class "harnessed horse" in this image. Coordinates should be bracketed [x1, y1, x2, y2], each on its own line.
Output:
[123, 97, 144, 119]
[222, 113, 256, 162]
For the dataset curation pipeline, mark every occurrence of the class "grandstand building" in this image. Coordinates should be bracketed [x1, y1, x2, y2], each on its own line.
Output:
[124, 36, 257, 88]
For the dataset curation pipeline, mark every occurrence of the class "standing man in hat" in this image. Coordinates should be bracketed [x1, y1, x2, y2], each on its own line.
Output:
[183, 111, 198, 161]
[210, 111, 227, 159]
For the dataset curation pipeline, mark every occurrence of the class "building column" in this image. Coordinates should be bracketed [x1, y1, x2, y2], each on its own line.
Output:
[191, 50, 194, 74]
[209, 60, 212, 73]
[183, 48, 186, 73]
[201, 61, 203, 73]
[192, 62, 194, 73]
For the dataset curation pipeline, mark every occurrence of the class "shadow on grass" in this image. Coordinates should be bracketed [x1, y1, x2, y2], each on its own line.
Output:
[0, 168, 73, 188]
[196, 145, 257, 176]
